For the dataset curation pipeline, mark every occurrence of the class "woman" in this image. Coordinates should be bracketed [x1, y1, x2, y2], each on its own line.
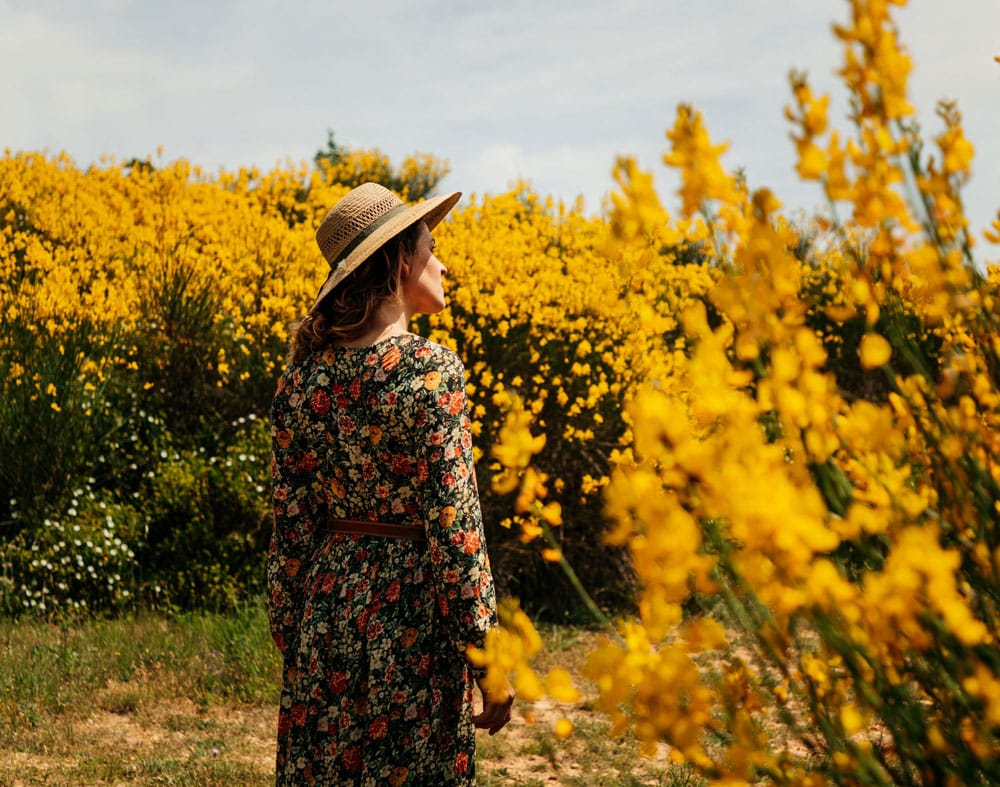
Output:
[267, 182, 513, 785]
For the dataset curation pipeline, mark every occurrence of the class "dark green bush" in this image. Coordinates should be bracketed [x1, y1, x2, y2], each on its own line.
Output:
[0, 492, 144, 615]
[137, 416, 271, 611]
[0, 319, 126, 529]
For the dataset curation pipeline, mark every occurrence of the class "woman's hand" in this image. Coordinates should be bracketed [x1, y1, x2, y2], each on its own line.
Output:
[472, 681, 515, 735]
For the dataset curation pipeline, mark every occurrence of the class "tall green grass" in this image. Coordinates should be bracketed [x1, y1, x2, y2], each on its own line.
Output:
[0, 598, 280, 742]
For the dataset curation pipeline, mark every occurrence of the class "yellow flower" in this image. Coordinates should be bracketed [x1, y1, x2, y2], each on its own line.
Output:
[545, 668, 581, 703]
[663, 104, 739, 218]
[540, 501, 562, 525]
[796, 142, 829, 180]
[553, 718, 574, 738]
[840, 704, 864, 735]
[859, 332, 892, 368]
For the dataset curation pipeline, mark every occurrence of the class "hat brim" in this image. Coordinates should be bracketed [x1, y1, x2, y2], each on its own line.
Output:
[310, 190, 462, 312]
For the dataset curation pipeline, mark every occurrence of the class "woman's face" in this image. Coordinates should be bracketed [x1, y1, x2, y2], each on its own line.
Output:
[402, 221, 448, 315]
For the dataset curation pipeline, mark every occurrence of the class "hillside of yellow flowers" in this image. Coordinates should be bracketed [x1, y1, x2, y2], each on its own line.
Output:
[0, 143, 708, 612]
[2, 0, 999, 782]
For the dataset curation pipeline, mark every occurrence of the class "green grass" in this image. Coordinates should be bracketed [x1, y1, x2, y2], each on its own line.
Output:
[0, 601, 698, 786]
[0, 599, 280, 736]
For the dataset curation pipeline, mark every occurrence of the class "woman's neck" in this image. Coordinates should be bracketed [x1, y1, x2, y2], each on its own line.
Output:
[337, 301, 412, 347]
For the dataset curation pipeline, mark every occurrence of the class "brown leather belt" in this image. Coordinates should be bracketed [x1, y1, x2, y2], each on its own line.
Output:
[329, 518, 427, 541]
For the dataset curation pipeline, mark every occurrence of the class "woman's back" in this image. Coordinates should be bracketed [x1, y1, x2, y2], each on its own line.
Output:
[268, 334, 496, 785]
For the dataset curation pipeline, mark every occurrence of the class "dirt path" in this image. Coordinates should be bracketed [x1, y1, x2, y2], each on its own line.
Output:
[2, 695, 674, 786]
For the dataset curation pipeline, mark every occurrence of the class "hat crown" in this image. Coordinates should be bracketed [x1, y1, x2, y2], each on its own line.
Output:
[316, 183, 404, 267]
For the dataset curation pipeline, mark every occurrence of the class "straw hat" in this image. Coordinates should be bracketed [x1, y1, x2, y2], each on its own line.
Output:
[311, 182, 461, 311]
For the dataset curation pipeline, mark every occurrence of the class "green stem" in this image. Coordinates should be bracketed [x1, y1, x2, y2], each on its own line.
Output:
[538, 516, 623, 644]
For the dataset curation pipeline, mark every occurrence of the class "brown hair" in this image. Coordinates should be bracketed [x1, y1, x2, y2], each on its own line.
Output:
[288, 222, 423, 365]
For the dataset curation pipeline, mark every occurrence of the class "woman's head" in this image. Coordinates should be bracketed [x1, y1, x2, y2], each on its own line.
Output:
[289, 183, 460, 363]
[311, 182, 459, 310]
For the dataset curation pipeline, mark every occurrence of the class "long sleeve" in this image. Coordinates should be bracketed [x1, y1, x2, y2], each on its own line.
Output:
[266, 373, 317, 657]
[414, 350, 498, 665]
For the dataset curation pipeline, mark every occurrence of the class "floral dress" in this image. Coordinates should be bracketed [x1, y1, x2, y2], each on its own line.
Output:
[267, 334, 497, 786]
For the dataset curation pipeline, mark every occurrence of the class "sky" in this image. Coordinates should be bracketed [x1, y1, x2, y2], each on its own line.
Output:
[2, 0, 998, 240]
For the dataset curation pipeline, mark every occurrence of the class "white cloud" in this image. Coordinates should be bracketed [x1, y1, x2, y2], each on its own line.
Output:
[457, 141, 643, 211]
[2, 0, 997, 236]
[0, 3, 256, 160]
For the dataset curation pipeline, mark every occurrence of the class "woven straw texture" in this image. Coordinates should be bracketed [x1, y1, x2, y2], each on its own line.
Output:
[316, 184, 403, 265]
[310, 183, 461, 311]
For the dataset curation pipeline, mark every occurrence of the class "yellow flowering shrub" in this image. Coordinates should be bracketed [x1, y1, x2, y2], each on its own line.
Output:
[0, 138, 715, 612]
[313, 130, 451, 201]
[0, 152, 360, 610]
[475, 1, 999, 783]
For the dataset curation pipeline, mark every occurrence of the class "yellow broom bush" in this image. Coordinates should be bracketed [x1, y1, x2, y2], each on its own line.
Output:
[474, 0, 999, 783]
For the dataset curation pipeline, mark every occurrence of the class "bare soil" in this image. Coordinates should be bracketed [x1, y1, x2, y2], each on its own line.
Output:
[1, 690, 675, 786]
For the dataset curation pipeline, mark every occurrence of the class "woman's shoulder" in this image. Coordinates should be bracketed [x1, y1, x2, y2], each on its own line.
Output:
[312, 333, 459, 364]
[402, 334, 463, 369]
[276, 333, 465, 393]
[381, 335, 465, 399]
